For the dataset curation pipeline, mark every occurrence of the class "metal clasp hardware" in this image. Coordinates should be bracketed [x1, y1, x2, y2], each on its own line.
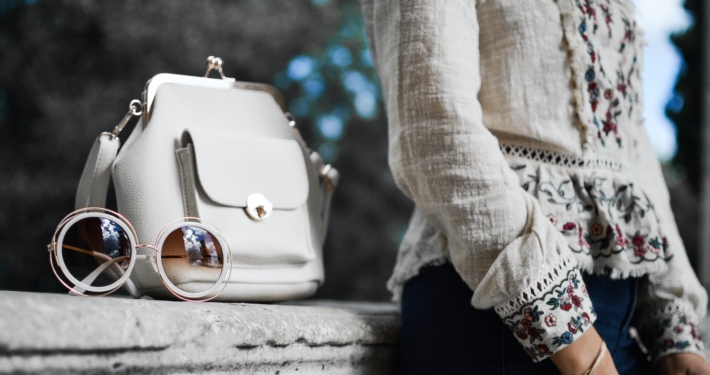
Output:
[285, 112, 297, 128]
[245, 193, 273, 221]
[110, 100, 143, 139]
[320, 164, 337, 191]
[204, 56, 236, 82]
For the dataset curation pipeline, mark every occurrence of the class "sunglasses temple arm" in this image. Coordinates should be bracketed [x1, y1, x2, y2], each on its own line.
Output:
[69, 256, 127, 296]
[123, 277, 142, 299]
[103, 263, 142, 299]
[121, 255, 151, 299]
[66, 256, 141, 299]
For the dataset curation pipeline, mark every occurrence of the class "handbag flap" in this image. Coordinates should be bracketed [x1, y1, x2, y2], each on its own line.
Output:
[187, 128, 310, 210]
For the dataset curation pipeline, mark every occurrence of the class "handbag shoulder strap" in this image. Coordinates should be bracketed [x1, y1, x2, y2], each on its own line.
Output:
[75, 132, 120, 209]
[73, 132, 143, 299]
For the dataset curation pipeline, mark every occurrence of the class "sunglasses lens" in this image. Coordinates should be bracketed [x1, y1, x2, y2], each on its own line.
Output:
[59, 217, 131, 289]
[160, 225, 226, 296]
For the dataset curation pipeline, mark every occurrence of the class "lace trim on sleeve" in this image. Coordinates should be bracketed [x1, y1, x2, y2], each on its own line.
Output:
[495, 255, 597, 362]
[636, 298, 706, 363]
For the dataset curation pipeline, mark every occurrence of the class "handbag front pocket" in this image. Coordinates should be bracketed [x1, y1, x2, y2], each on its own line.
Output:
[177, 128, 315, 265]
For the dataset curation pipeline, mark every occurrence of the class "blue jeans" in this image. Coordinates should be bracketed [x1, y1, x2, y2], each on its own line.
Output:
[399, 263, 656, 374]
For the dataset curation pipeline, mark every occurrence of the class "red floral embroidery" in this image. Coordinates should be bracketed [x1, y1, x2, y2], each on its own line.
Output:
[504, 268, 595, 362]
[583, 312, 591, 322]
[521, 170, 671, 264]
[575, 0, 640, 148]
[591, 223, 604, 236]
[547, 214, 557, 226]
[632, 234, 644, 247]
[615, 226, 626, 247]
[600, 4, 612, 37]
[691, 324, 701, 341]
[578, 225, 590, 249]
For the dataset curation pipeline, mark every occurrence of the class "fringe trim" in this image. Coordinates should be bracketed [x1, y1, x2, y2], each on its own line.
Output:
[555, 0, 596, 148]
[571, 250, 670, 280]
[386, 252, 450, 302]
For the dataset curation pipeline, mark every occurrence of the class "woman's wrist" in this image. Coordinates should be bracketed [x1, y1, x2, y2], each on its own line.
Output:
[657, 352, 710, 375]
[550, 326, 618, 375]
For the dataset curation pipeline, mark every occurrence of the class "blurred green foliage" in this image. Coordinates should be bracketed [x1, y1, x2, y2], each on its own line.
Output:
[667, 0, 702, 191]
[274, 2, 381, 163]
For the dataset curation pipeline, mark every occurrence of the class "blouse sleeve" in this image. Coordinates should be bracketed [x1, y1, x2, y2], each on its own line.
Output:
[631, 125, 708, 363]
[362, 0, 597, 361]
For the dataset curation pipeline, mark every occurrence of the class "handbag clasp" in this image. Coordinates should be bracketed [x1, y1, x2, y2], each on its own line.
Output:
[204, 56, 236, 82]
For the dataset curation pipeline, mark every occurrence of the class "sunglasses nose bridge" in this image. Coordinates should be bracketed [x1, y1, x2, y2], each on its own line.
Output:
[134, 244, 160, 274]
[135, 244, 158, 253]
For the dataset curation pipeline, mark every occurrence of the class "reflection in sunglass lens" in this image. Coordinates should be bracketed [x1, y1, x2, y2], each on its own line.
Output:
[160, 225, 225, 295]
[59, 217, 131, 289]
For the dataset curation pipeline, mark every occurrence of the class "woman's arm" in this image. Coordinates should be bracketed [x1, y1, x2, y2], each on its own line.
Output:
[551, 326, 618, 374]
[362, 0, 607, 370]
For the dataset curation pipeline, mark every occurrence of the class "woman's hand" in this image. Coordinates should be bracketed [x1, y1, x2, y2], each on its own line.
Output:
[658, 353, 710, 375]
[550, 326, 618, 375]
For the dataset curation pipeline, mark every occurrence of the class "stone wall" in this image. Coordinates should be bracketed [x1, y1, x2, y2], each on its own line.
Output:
[0, 291, 400, 374]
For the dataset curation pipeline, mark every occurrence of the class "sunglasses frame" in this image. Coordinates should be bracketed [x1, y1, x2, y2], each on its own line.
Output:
[48, 207, 232, 302]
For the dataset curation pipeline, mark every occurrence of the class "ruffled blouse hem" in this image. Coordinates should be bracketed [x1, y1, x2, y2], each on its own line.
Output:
[386, 252, 449, 303]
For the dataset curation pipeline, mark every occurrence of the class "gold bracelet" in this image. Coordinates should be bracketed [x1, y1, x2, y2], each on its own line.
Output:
[583, 339, 607, 375]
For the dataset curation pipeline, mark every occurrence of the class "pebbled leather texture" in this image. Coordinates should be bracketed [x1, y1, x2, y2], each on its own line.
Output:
[109, 81, 332, 301]
[188, 128, 309, 209]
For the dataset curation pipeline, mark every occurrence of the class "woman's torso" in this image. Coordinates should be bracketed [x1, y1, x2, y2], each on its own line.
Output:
[388, 0, 677, 296]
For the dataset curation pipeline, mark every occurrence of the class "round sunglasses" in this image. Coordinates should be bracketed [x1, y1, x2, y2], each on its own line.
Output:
[48, 208, 232, 302]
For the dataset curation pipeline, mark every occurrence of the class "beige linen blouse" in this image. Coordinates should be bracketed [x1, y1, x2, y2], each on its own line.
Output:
[361, 0, 708, 362]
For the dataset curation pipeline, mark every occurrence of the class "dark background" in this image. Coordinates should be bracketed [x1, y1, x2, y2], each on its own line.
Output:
[0, 0, 702, 301]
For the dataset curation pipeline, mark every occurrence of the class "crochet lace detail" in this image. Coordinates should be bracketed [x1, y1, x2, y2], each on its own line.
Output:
[500, 144, 625, 172]
[494, 253, 577, 317]
[636, 298, 706, 361]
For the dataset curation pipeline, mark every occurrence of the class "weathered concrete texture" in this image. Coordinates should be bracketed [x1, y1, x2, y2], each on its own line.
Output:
[0, 291, 400, 374]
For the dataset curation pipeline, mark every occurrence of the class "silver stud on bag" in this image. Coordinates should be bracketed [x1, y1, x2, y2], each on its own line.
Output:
[245, 193, 273, 221]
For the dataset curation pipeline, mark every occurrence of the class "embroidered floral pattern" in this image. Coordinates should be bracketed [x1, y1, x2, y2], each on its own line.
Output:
[572, 0, 642, 148]
[636, 300, 706, 361]
[513, 164, 672, 268]
[499, 267, 596, 362]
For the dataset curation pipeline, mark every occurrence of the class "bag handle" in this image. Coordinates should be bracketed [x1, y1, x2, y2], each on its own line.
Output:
[74, 132, 120, 210]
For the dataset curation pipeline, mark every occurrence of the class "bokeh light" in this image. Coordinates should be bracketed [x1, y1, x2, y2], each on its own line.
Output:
[274, 3, 382, 163]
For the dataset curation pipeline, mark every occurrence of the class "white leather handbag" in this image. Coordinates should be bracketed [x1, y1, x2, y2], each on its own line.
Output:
[74, 57, 339, 301]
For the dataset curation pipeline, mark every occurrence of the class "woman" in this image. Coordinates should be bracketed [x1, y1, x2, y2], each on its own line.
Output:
[360, 0, 710, 374]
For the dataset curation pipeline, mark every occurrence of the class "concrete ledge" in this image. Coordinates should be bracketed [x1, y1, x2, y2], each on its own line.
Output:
[0, 291, 400, 374]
